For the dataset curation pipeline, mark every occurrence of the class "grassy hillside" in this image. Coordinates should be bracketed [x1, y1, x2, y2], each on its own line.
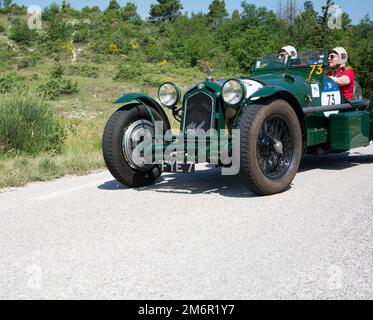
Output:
[0, 13, 233, 188]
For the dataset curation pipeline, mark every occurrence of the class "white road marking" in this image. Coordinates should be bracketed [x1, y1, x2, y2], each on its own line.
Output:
[31, 179, 109, 201]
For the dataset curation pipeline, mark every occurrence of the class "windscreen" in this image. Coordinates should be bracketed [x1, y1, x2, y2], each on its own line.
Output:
[254, 51, 327, 71]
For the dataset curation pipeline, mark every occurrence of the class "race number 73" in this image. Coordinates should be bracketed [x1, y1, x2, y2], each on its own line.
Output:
[327, 93, 336, 105]
[308, 64, 323, 80]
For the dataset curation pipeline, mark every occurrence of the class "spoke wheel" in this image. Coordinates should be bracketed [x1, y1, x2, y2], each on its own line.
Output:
[238, 99, 302, 196]
[257, 115, 293, 179]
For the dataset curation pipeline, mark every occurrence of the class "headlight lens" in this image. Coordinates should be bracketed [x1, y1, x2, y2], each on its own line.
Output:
[158, 82, 180, 107]
[222, 79, 245, 106]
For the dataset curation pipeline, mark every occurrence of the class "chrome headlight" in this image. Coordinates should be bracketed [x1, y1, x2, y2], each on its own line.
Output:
[158, 82, 180, 108]
[222, 79, 246, 106]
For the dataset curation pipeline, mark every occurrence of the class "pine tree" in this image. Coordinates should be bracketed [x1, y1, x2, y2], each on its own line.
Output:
[0, 0, 12, 9]
[292, 1, 318, 49]
[304, 0, 316, 15]
[121, 2, 140, 21]
[149, 0, 183, 22]
[105, 0, 121, 24]
[232, 9, 240, 21]
[207, 0, 229, 26]
[106, 0, 120, 12]
[314, 0, 334, 49]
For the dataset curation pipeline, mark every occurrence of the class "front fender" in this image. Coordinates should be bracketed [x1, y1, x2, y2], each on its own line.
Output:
[115, 93, 171, 130]
[248, 86, 290, 100]
[236, 86, 308, 151]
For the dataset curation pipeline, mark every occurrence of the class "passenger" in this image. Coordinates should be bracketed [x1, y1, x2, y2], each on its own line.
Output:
[278, 46, 298, 64]
[327, 47, 355, 101]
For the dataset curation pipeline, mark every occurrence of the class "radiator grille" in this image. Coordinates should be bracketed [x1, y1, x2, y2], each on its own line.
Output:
[183, 92, 214, 134]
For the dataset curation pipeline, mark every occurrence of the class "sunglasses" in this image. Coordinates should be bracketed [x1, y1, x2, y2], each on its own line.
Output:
[328, 54, 338, 60]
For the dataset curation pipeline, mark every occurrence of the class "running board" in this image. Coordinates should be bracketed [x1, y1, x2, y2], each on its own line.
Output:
[303, 101, 369, 114]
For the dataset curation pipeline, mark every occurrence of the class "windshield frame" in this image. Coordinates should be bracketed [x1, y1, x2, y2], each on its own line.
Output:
[252, 51, 328, 72]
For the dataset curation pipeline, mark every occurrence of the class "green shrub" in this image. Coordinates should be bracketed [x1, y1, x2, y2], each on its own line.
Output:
[0, 73, 25, 94]
[9, 18, 37, 46]
[47, 16, 72, 42]
[38, 158, 59, 173]
[17, 57, 37, 70]
[73, 28, 89, 44]
[66, 64, 99, 78]
[140, 75, 163, 87]
[0, 4, 27, 15]
[0, 24, 6, 34]
[91, 54, 104, 64]
[50, 64, 64, 78]
[38, 78, 79, 99]
[113, 63, 145, 80]
[0, 93, 65, 154]
[0, 45, 14, 65]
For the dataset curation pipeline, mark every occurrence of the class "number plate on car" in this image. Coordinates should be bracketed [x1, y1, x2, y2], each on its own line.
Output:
[159, 161, 195, 174]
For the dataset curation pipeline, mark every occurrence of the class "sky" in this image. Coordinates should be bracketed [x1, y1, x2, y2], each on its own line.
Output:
[11, 0, 372, 24]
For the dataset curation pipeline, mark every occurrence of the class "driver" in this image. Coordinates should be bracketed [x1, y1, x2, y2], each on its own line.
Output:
[327, 47, 355, 100]
[278, 46, 298, 64]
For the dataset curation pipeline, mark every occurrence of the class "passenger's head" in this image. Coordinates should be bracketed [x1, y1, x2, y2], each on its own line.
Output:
[278, 46, 298, 64]
[328, 47, 348, 69]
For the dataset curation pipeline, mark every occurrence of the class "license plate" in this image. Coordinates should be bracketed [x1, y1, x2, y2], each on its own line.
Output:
[159, 161, 195, 174]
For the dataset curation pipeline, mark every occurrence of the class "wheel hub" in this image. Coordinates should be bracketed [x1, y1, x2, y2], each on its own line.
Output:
[274, 140, 283, 155]
[122, 120, 154, 171]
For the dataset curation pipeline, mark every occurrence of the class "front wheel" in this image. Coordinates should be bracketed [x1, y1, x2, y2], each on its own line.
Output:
[102, 104, 166, 188]
[238, 99, 302, 196]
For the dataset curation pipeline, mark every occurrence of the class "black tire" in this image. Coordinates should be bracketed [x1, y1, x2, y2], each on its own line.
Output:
[102, 103, 167, 188]
[238, 99, 302, 196]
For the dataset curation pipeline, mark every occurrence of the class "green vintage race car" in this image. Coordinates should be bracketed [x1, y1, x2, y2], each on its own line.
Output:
[102, 51, 373, 196]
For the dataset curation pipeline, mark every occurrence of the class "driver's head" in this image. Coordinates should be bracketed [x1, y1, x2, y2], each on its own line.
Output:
[328, 47, 348, 69]
[278, 46, 298, 64]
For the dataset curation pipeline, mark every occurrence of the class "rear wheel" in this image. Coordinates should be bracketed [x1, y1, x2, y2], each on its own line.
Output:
[238, 99, 302, 196]
[102, 104, 166, 188]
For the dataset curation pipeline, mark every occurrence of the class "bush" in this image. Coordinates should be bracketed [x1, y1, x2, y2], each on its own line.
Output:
[0, 92, 65, 154]
[113, 63, 145, 80]
[0, 73, 25, 94]
[47, 17, 72, 42]
[0, 4, 27, 15]
[0, 44, 14, 65]
[140, 75, 164, 87]
[66, 64, 99, 78]
[38, 78, 79, 99]
[9, 18, 37, 46]
[108, 43, 119, 54]
[73, 28, 89, 44]
[91, 54, 104, 64]
[17, 57, 36, 70]
[50, 64, 65, 78]
[0, 24, 6, 34]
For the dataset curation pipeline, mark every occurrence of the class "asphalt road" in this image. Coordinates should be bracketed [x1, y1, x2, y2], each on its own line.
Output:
[1, 145, 372, 300]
